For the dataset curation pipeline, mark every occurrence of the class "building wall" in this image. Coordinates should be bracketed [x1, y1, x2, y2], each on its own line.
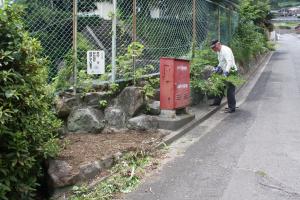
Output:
[95, 2, 114, 20]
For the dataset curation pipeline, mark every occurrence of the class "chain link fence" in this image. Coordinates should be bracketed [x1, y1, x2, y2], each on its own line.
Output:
[16, 0, 239, 88]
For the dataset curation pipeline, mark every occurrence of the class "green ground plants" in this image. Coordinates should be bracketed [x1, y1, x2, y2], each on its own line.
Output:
[69, 151, 154, 200]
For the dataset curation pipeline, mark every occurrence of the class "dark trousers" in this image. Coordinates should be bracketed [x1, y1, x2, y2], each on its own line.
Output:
[213, 82, 236, 110]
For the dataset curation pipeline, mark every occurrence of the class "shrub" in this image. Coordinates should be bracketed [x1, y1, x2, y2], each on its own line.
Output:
[0, 4, 61, 199]
[190, 45, 218, 93]
[204, 73, 246, 97]
[124, 42, 160, 100]
[231, 22, 268, 66]
[230, 0, 271, 68]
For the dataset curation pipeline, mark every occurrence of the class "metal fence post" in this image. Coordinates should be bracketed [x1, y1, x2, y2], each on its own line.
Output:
[192, 0, 196, 58]
[228, 9, 232, 41]
[218, 7, 221, 41]
[111, 0, 117, 82]
[132, 0, 137, 85]
[72, 0, 78, 94]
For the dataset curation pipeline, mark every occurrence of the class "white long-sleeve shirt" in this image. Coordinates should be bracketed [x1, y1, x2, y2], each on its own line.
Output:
[217, 45, 238, 73]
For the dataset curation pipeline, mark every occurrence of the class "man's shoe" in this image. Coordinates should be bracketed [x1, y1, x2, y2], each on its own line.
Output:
[225, 106, 239, 110]
[209, 103, 220, 106]
[224, 109, 235, 113]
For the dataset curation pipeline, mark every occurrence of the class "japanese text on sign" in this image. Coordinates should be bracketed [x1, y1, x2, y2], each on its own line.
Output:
[87, 51, 105, 75]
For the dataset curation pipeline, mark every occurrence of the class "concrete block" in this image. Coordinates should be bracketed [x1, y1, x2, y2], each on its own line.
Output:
[156, 114, 195, 131]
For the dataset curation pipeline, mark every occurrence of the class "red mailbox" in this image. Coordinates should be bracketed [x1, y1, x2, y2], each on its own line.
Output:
[160, 57, 190, 110]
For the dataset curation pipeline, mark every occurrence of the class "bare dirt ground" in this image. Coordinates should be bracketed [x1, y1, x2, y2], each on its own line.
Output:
[58, 129, 169, 170]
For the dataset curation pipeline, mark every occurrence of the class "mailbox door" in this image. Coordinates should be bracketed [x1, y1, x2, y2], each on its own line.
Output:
[160, 58, 175, 109]
[174, 59, 190, 108]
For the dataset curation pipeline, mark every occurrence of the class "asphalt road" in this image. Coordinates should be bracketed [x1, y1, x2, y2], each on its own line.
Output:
[124, 34, 300, 200]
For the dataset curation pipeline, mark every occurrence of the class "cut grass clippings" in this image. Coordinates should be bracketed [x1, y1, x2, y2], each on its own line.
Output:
[68, 150, 160, 200]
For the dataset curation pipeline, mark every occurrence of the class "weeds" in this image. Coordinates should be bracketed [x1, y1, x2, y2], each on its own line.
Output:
[69, 151, 155, 200]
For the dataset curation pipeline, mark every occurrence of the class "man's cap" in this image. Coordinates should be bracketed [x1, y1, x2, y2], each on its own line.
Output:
[210, 39, 219, 48]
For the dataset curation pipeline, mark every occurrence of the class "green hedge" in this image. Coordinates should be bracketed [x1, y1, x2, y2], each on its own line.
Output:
[0, 4, 61, 199]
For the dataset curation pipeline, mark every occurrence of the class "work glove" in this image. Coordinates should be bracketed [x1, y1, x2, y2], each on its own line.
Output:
[213, 66, 222, 74]
[223, 71, 229, 77]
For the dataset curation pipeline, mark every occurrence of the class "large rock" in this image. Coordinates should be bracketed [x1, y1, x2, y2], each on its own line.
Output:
[55, 96, 81, 118]
[147, 101, 161, 115]
[48, 160, 79, 188]
[152, 88, 160, 101]
[116, 87, 145, 117]
[104, 107, 127, 128]
[79, 161, 102, 180]
[128, 115, 159, 131]
[83, 92, 111, 107]
[67, 107, 105, 133]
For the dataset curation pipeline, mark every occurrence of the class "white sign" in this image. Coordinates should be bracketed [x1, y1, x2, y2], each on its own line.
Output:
[0, 0, 4, 9]
[87, 51, 105, 75]
[177, 65, 188, 71]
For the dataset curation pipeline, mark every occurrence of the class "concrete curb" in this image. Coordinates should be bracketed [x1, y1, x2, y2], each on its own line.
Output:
[157, 51, 274, 148]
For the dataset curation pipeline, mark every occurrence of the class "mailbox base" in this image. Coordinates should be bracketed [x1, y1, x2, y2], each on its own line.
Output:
[159, 108, 189, 118]
[156, 111, 195, 131]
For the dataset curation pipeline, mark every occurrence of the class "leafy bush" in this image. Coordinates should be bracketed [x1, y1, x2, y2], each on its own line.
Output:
[230, 0, 272, 68]
[204, 73, 246, 97]
[115, 42, 160, 99]
[190, 45, 218, 93]
[239, 0, 271, 27]
[231, 22, 268, 66]
[0, 4, 61, 199]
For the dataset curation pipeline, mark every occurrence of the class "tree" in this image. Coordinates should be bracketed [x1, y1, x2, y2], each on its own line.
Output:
[230, 0, 272, 66]
[239, 0, 271, 26]
[0, 4, 61, 199]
